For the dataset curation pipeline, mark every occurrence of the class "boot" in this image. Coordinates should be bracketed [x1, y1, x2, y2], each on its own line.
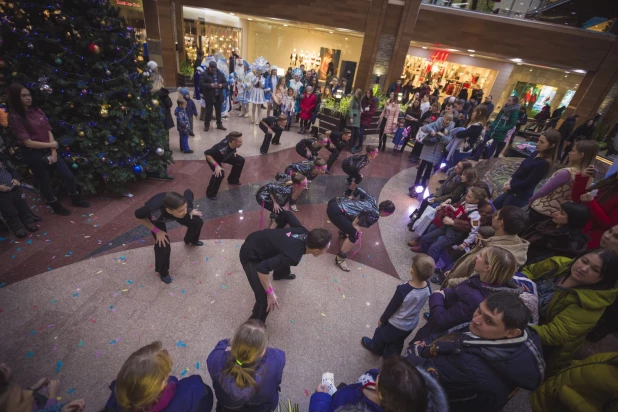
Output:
[70, 193, 90, 208]
[47, 199, 71, 216]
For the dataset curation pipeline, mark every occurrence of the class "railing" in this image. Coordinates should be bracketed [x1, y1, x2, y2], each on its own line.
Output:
[421, 0, 618, 34]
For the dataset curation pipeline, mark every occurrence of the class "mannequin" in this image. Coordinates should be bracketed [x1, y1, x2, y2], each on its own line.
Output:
[299, 50, 306, 67]
[290, 48, 298, 67]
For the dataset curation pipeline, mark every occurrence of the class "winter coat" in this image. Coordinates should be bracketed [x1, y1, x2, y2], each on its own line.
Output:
[521, 220, 589, 265]
[299, 93, 317, 121]
[522, 256, 618, 376]
[156, 88, 174, 130]
[104, 375, 213, 412]
[558, 115, 578, 140]
[378, 101, 400, 134]
[406, 324, 545, 412]
[414, 274, 522, 341]
[420, 117, 454, 164]
[308, 367, 449, 412]
[444, 235, 530, 288]
[347, 95, 361, 128]
[569, 121, 595, 141]
[432, 169, 465, 203]
[505, 152, 551, 202]
[263, 74, 279, 101]
[199, 68, 228, 103]
[488, 103, 520, 142]
[360, 97, 376, 127]
[530, 352, 618, 412]
[207, 339, 285, 412]
[174, 107, 190, 133]
[571, 173, 618, 249]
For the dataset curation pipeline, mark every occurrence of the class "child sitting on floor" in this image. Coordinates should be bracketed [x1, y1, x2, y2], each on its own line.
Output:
[104, 341, 213, 411]
[361, 254, 434, 358]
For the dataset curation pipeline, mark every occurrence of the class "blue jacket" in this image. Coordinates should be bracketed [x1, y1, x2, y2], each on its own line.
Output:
[505, 151, 551, 201]
[175, 107, 190, 132]
[104, 375, 214, 412]
[406, 324, 545, 412]
[207, 339, 286, 412]
[264, 74, 280, 101]
[185, 98, 198, 118]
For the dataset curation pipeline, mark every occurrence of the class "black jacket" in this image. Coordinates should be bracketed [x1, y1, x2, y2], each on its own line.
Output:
[156, 88, 174, 130]
[199, 68, 228, 102]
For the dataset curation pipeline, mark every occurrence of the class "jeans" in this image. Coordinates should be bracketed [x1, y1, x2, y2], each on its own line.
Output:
[368, 322, 412, 358]
[484, 140, 507, 159]
[357, 125, 366, 149]
[21, 147, 78, 202]
[179, 131, 190, 152]
[493, 192, 528, 209]
[420, 225, 465, 263]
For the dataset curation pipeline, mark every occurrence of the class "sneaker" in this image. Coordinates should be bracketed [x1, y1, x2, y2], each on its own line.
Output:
[275, 273, 296, 280]
[183, 150, 194, 154]
[430, 271, 445, 285]
[160, 273, 172, 284]
[423, 312, 430, 320]
[361, 337, 379, 354]
[290, 204, 299, 212]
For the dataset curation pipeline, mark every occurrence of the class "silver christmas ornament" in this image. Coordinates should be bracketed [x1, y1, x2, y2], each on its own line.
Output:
[105, 69, 111, 75]
[155, 147, 164, 156]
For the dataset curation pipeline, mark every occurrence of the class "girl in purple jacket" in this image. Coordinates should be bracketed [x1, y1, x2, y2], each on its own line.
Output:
[207, 320, 286, 412]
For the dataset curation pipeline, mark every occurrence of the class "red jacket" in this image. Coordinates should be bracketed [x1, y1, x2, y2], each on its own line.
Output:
[299, 93, 317, 121]
[571, 173, 618, 248]
[360, 98, 377, 127]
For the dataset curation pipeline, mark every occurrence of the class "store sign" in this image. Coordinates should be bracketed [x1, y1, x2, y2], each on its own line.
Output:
[430, 51, 449, 63]
[112, 0, 143, 11]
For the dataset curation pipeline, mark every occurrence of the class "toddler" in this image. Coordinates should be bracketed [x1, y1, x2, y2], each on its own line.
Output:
[281, 87, 296, 131]
[177, 87, 197, 136]
[361, 254, 434, 358]
[391, 119, 409, 154]
[174, 98, 193, 154]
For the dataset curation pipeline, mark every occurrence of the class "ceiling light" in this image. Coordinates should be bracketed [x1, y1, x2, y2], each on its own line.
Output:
[517, 63, 522, 65]
[229, 13, 235, 15]
[345, 37, 348, 40]
[447, 48, 459, 52]
[283, 24, 288, 26]
[469, 54, 474, 57]
[467, 49, 475, 52]
[529, 69, 533, 71]
[510, 58, 523, 63]
[329, 31, 333, 33]
[573, 69, 586, 74]
[565, 75, 568, 77]
[422, 46, 427, 49]
[247, 18, 252, 20]
[565, 71, 570, 74]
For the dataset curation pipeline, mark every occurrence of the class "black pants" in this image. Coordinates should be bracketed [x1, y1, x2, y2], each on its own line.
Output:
[263, 202, 300, 228]
[260, 130, 283, 154]
[296, 145, 317, 161]
[206, 155, 245, 198]
[561, 141, 574, 163]
[242, 259, 294, 323]
[0, 187, 35, 233]
[325, 141, 346, 171]
[349, 126, 360, 149]
[414, 160, 434, 186]
[327, 199, 358, 243]
[21, 148, 78, 202]
[409, 140, 424, 159]
[377, 118, 388, 151]
[205, 95, 223, 128]
[151, 191, 203, 277]
[369, 322, 412, 358]
[300, 118, 311, 130]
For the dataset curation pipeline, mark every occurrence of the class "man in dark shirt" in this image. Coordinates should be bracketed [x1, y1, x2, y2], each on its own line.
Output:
[240, 225, 332, 322]
[259, 114, 287, 155]
[203, 132, 244, 200]
[199, 61, 228, 132]
[295, 135, 328, 161]
[134, 190, 203, 283]
[324, 129, 351, 174]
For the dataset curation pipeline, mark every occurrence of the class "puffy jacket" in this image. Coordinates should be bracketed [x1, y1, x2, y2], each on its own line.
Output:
[488, 104, 520, 142]
[406, 324, 545, 412]
[360, 97, 377, 127]
[199, 68, 228, 103]
[522, 256, 618, 376]
[420, 117, 454, 164]
[433, 167, 465, 204]
[300, 93, 317, 121]
[207, 339, 285, 412]
[414, 274, 522, 342]
[530, 352, 618, 412]
[104, 375, 213, 412]
[335, 187, 380, 228]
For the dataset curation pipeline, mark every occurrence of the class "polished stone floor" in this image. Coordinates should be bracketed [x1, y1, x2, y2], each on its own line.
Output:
[0, 94, 533, 411]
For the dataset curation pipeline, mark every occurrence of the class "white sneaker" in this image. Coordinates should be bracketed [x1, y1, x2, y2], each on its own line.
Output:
[243, 113, 249, 118]
[290, 205, 299, 212]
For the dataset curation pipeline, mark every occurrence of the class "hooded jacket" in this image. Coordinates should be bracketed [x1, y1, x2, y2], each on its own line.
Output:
[104, 375, 213, 412]
[433, 167, 466, 204]
[207, 339, 285, 412]
[156, 88, 174, 130]
[488, 103, 520, 142]
[420, 117, 454, 164]
[444, 235, 530, 288]
[406, 324, 545, 412]
[414, 275, 522, 342]
[529, 352, 618, 412]
[335, 187, 380, 228]
[522, 256, 618, 375]
[521, 220, 589, 265]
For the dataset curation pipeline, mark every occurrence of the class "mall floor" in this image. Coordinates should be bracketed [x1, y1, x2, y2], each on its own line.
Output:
[0, 93, 531, 411]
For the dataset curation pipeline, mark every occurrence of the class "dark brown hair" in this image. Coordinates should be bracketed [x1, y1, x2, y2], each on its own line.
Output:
[162, 192, 187, 210]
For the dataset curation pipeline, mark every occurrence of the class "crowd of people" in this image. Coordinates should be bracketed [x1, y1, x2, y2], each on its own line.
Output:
[1, 49, 618, 412]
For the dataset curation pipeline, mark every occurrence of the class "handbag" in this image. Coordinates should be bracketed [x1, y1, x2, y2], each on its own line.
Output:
[412, 206, 436, 235]
[415, 127, 428, 143]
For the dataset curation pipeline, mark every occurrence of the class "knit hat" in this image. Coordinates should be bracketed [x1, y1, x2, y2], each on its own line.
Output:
[146, 61, 158, 71]
[177, 87, 190, 97]
[270, 65, 278, 72]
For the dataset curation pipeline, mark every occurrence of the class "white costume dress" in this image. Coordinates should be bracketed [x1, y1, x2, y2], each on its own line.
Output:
[246, 72, 266, 104]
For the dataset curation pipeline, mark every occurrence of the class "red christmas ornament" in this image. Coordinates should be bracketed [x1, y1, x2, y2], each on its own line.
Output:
[88, 43, 101, 54]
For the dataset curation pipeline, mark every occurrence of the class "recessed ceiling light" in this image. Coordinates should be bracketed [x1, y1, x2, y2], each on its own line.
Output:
[229, 13, 235, 15]
[565, 71, 570, 74]
[447, 48, 459, 52]
[510, 58, 523, 62]
[422, 46, 427, 49]
[565, 75, 568, 77]
[329, 31, 333, 33]
[345, 37, 348, 40]
[517, 63, 522, 65]
[283, 24, 288, 26]
[247, 18, 252, 20]
[529, 69, 533, 71]
[467, 49, 475, 52]
[469, 54, 474, 57]
[573, 69, 586, 74]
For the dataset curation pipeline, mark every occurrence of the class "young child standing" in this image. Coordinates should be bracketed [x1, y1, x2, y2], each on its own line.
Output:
[281, 87, 296, 131]
[178, 87, 198, 136]
[391, 119, 409, 155]
[361, 254, 434, 358]
[174, 98, 193, 154]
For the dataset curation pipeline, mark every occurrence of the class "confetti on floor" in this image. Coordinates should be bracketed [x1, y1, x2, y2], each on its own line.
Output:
[177, 340, 187, 348]
[67, 388, 75, 395]
[78, 340, 84, 347]
[25, 351, 34, 358]
[196, 362, 200, 370]
[180, 368, 189, 377]
[56, 361, 63, 373]
[95, 350, 101, 358]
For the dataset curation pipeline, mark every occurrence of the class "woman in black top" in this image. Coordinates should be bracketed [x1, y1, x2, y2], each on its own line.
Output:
[401, 100, 422, 153]
[560, 119, 596, 164]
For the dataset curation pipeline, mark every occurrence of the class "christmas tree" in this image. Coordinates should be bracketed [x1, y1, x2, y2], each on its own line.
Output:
[0, 0, 172, 194]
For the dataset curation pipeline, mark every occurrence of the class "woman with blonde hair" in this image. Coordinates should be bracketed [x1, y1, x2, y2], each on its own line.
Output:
[207, 320, 286, 411]
[528, 139, 598, 225]
[413, 246, 522, 341]
[104, 341, 213, 411]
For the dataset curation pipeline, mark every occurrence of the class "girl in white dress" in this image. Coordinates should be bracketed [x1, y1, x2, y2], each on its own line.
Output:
[247, 57, 269, 125]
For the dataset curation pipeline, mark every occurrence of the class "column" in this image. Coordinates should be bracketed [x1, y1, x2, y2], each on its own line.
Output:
[354, 0, 389, 91]
[385, 0, 423, 87]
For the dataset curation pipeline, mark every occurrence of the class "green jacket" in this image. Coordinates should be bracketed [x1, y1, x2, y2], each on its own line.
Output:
[347, 96, 361, 128]
[530, 352, 618, 412]
[522, 256, 618, 376]
[488, 104, 520, 142]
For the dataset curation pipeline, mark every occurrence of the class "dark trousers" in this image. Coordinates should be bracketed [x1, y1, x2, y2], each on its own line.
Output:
[414, 160, 434, 186]
[326, 141, 346, 171]
[263, 202, 301, 228]
[300, 118, 311, 130]
[242, 259, 294, 323]
[561, 141, 574, 163]
[357, 126, 366, 150]
[296, 145, 317, 161]
[327, 199, 358, 242]
[151, 191, 203, 277]
[483, 140, 507, 159]
[420, 224, 465, 262]
[369, 322, 412, 358]
[409, 140, 424, 159]
[206, 155, 245, 198]
[205, 95, 223, 128]
[493, 192, 528, 209]
[378, 118, 387, 151]
[21, 148, 78, 202]
[260, 130, 283, 154]
[349, 126, 360, 149]
[0, 187, 35, 232]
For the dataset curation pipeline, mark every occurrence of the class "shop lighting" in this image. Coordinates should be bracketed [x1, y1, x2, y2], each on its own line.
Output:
[283, 24, 288, 26]
[247, 18, 252, 20]
[447, 48, 459, 52]
[422, 46, 427, 49]
[397, 93, 403, 103]
[565, 71, 570, 74]
[415, 186, 424, 194]
[469, 54, 474, 57]
[229, 13, 235, 15]
[334, 89, 343, 100]
[510, 58, 523, 63]
[467, 49, 475, 52]
[573, 69, 586, 74]
[329, 31, 333, 33]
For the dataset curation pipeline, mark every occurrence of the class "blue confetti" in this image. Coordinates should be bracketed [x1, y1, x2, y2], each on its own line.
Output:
[119, 256, 127, 261]
[0, 237, 7, 242]
[290, 319, 294, 323]
[67, 388, 75, 394]
[25, 351, 34, 358]
[48, 268, 52, 271]
[11, 255, 15, 259]
[50, 299, 58, 304]
[17, 247, 21, 252]
[0, 283, 5, 288]
[26, 239, 33, 245]
[196, 362, 200, 370]
[126, 280, 133, 284]
[110, 339, 117, 345]
[181, 289, 185, 294]
[180, 369, 188, 377]
[72, 292, 79, 298]
[56, 361, 63, 373]
[109, 305, 114, 310]
[205, 257, 209, 261]
[177, 340, 187, 347]
[30, 331, 36, 335]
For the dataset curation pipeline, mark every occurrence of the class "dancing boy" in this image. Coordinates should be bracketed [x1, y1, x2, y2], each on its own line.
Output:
[135, 190, 203, 284]
[274, 158, 327, 211]
[342, 145, 379, 196]
[240, 225, 332, 322]
[327, 187, 395, 272]
[324, 129, 352, 174]
[203, 132, 244, 200]
[259, 114, 287, 155]
[295, 135, 328, 161]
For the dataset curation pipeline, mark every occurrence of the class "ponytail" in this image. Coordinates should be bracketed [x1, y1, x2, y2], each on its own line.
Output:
[223, 320, 268, 389]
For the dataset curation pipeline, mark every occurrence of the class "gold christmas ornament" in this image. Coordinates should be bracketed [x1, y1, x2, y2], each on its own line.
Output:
[151, 99, 160, 107]
[137, 56, 144, 62]
[127, 93, 132, 98]
[100, 104, 111, 118]
[78, 131, 85, 137]
[140, 139, 145, 146]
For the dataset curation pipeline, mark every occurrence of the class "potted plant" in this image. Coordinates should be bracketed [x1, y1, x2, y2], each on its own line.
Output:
[177, 60, 193, 87]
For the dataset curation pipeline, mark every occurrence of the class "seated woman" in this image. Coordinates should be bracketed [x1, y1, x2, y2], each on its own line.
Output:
[255, 173, 307, 229]
[521, 249, 618, 376]
[408, 161, 475, 230]
[309, 356, 448, 412]
[105, 341, 214, 411]
[207, 320, 285, 412]
[571, 169, 618, 249]
[413, 246, 521, 342]
[521, 201, 590, 265]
